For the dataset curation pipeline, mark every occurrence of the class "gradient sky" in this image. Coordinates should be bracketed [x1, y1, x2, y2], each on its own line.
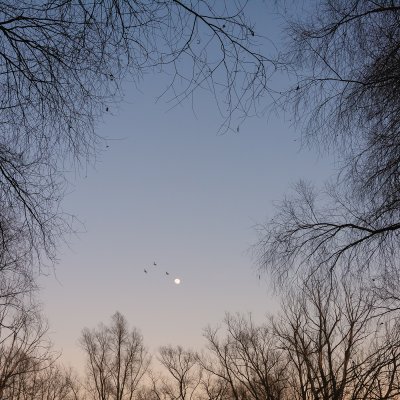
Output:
[38, 1, 333, 374]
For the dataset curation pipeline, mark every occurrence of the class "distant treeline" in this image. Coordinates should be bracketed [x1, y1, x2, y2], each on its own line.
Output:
[1, 270, 400, 400]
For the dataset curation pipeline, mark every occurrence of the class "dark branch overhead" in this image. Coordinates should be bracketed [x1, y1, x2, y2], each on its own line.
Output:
[0, 0, 274, 274]
[257, 0, 400, 286]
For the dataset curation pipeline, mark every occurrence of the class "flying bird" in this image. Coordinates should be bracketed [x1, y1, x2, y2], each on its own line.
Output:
[144, 260, 175, 279]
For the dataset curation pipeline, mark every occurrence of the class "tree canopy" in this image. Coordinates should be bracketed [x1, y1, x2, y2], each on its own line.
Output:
[258, 0, 400, 287]
[0, 0, 272, 275]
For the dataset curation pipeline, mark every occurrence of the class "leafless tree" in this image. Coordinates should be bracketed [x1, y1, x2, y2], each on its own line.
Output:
[76, 303, 400, 400]
[272, 270, 400, 400]
[197, 370, 230, 400]
[0, 206, 54, 399]
[80, 311, 150, 400]
[0, 304, 54, 399]
[150, 345, 202, 400]
[347, 323, 400, 400]
[257, 0, 400, 285]
[0, 0, 274, 279]
[201, 313, 288, 400]
[4, 362, 84, 400]
[0, 205, 40, 315]
[143, 345, 231, 400]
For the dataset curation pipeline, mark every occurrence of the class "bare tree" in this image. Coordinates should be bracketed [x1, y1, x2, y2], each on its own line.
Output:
[201, 313, 288, 400]
[80, 312, 150, 400]
[144, 345, 234, 400]
[256, 180, 400, 284]
[0, 0, 274, 279]
[0, 304, 53, 399]
[0, 204, 40, 315]
[197, 370, 230, 400]
[272, 270, 400, 400]
[4, 362, 84, 400]
[152, 345, 202, 400]
[347, 323, 400, 400]
[257, 0, 400, 284]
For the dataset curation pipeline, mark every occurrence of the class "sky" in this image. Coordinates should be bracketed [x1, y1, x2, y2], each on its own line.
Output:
[38, 1, 333, 374]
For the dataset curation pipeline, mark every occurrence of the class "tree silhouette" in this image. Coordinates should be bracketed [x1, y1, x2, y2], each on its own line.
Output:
[80, 312, 150, 400]
[0, 0, 273, 276]
[257, 0, 400, 285]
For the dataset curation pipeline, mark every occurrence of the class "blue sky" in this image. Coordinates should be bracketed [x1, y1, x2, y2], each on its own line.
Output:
[39, 1, 334, 373]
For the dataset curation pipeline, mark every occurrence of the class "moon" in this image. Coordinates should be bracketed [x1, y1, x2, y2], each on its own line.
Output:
[174, 278, 181, 285]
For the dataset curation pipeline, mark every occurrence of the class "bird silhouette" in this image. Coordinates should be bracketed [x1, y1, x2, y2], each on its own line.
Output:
[153, 262, 157, 266]
[144, 269, 148, 274]
[166, 272, 169, 275]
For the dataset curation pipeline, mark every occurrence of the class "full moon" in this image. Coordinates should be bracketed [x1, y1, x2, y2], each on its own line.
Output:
[174, 278, 181, 285]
